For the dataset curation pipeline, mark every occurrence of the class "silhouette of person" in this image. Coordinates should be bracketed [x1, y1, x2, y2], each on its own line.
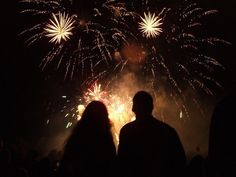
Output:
[208, 84, 236, 177]
[118, 91, 186, 177]
[58, 101, 116, 177]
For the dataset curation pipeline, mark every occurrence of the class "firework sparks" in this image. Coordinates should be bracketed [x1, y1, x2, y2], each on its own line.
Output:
[180, 110, 183, 119]
[84, 83, 107, 102]
[44, 12, 75, 44]
[139, 12, 163, 38]
[83, 82, 134, 120]
[107, 93, 134, 143]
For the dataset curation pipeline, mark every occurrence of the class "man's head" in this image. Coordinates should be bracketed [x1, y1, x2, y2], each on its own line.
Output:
[132, 91, 153, 118]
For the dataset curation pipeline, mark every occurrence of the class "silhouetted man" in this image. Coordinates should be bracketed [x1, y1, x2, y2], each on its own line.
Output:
[118, 91, 186, 177]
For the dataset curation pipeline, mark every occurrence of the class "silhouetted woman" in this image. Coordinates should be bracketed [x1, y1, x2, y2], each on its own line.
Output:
[58, 101, 116, 177]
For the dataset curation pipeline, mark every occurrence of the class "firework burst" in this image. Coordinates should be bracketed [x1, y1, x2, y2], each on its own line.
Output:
[84, 83, 107, 102]
[44, 12, 75, 44]
[139, 12, 163, 38]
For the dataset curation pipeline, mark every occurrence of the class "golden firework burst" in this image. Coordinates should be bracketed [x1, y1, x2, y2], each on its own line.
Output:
[139, 12, 163, 38]
[44, 12, 75, 44]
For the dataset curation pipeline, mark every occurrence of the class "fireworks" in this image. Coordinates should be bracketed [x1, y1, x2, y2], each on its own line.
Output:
[20, 0, 230, 118]
[133, 1, 230, 116]
[61, 82, 134, 144]
[106, 93, 134, 142]
[84, 83, 106, 102]
[20, 0, 133, 79]
[139, 12, 163, 38]
[44, 12, 75, 44]
[83, 82, 134, 143]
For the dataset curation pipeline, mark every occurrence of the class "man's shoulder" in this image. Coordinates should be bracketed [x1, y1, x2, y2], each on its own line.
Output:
[121, 120, 136, 130]
[120, 117, 177, 133]
[154, 118, 173, 129]
[151, 117, 178, 134]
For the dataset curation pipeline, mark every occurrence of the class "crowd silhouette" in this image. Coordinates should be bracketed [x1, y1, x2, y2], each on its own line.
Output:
[1, 90, 235, 177]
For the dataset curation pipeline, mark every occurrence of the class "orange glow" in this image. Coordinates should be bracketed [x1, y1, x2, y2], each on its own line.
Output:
[121, 43, 146, 64]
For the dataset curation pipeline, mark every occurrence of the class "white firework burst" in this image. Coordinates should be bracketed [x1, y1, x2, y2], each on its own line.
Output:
[44, 12, 75, 44]
[139, 12, 163, 38]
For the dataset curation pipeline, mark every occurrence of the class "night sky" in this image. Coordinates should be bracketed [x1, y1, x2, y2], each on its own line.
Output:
[1, 0, 236, 154]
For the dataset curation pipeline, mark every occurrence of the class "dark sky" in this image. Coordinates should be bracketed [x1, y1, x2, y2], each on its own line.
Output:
[1, 0, 236, 142]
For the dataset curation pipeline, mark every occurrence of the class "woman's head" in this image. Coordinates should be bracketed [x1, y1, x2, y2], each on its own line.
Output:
[63, 101, 113, 155]
[80, 101, 110, 128]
